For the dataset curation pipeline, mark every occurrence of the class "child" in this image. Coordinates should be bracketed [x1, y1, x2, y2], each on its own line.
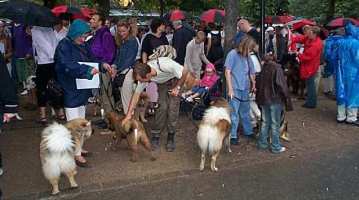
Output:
[182, 63, 218, 102]
[256, 54, 292, 153]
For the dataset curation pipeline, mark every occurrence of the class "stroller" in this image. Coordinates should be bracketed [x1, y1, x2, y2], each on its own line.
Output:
[180, 61, 224, 121]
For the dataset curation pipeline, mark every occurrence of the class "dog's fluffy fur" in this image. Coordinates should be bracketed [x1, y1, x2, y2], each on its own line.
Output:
[40, 119, 92, 195]
[134, 93, 149, 123]
[183, 72, 198, 91]
[106, 112, 155, 162]
[197, 98, 231, 172]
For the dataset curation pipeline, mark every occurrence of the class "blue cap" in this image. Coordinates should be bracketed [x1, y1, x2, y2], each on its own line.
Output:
[67, 19, 91, 40]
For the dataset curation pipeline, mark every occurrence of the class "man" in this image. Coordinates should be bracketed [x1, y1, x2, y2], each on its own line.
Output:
[235, 19, 261, 47]
[298, 26, 323, 109]
[184, 31, 211, 78]
[122, 57, 188, 152]
[172, 20, 195, 65]
[325, 23, 359, 125]
[89, 14, 116, 128]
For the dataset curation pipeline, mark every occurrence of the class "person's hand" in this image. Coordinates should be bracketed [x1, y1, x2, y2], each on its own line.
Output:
[102, 63, 111, 72]
[121, 115, 132, 126]
[110, 67, 117, 79]
[170, 87, 180, 97]
[227, 88, 234, 99]
[251, 85, 257, 93]
[91, 67, 99, 75]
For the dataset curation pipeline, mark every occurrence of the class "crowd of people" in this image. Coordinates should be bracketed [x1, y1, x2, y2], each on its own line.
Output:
[0, 12, 358, 176]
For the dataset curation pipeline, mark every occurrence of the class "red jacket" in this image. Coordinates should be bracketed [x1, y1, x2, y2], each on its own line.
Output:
[298, 37, 323, 80]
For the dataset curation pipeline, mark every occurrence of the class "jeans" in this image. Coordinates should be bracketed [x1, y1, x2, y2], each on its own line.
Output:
[257, 104, 283, 152]
[337, 104, 358, 122]
[229, 89, 253, 139]
[305, 75, 317, 107]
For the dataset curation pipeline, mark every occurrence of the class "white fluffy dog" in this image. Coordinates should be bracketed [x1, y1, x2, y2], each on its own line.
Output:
[40, 119, 91, 195]
[197, 98, 231, 172]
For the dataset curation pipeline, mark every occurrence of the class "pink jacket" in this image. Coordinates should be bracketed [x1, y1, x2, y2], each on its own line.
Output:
[199, 73, 219, 88]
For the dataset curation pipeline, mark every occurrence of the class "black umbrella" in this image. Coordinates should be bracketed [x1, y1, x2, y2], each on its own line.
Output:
[0, 0, 58, 27]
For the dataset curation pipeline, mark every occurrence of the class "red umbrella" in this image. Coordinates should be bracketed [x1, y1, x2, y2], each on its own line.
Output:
[265, 15, 295, 24]
[52, 5, 95, 20]
[286, 19, 316, 30]
[327, 17, 359, 28]
[166, 9, 186, 21]
[200, 9, 225, 23]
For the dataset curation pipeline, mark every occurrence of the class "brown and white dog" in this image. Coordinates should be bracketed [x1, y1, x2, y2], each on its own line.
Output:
[106, 112, 155, 162]
[197, 98, 231, 172]
[40, 119, 92, 195]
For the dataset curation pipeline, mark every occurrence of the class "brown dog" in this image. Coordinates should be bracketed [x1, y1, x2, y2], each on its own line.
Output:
[183, 72, 199, 91]
[106, 112, 156, 162]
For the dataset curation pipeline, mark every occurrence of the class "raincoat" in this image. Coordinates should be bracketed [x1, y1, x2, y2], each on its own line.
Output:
[325, 23, 359, 108]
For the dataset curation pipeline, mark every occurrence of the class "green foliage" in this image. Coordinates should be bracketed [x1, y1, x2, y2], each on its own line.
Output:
[289, 0, 359, 23]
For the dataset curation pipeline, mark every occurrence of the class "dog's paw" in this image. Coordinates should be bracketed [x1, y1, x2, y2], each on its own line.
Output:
[211, 166, 218, 172]
[199, 166, 205, 171]
[51, 190, 60, 196]
[70, 183, 78, 188]
[228, 148, 232, 153]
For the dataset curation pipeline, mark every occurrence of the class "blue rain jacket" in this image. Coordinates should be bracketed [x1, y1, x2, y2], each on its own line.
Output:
[325, 23, 359, 108]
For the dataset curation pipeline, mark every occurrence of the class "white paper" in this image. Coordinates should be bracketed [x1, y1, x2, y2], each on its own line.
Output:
[76, 62, 100, 89]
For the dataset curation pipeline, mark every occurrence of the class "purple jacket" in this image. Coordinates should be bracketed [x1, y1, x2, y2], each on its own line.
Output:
[12, 25, 32, 58]
[90, 27, 116, 64]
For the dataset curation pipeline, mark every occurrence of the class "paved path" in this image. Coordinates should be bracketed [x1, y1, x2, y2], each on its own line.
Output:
[1, 97, 358, 199]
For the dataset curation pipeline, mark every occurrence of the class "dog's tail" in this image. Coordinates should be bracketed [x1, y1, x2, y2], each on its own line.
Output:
[197, 125, 221, 154]
[41, 122, 74, 153]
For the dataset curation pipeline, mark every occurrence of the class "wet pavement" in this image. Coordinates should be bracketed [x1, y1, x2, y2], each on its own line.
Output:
[0, 96, 358, 200]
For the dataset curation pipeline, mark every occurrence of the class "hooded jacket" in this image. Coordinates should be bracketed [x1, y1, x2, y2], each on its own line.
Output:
[90, 26, 116, 64]
[256, 60, 292, 110]
[298, 36, 323, 80]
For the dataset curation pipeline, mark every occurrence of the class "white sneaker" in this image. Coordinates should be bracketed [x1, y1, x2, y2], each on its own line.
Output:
[275, 147, 286, 153]
[20, 90, 28, 95]
[0, 168, 3, 176]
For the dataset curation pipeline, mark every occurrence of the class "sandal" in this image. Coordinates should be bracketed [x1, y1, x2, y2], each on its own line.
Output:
[81, 151, 93, 157]
[57, 114, 66, 121]
[75, 159, 90, 168]
[36, 117, 48, 125]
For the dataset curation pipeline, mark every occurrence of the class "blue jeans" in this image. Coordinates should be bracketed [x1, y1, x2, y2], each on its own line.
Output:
[305, 75, 317, 107]
[257, 104, 283, 153]
[229, 89, 253, 139]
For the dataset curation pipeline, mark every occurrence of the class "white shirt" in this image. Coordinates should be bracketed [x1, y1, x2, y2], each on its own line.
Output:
[31, 26, 58, 65]
[54, 27, 68, 44]
[135, 57, 183, 93]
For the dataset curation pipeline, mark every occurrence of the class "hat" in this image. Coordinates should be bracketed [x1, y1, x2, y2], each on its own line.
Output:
[205, 63, 215, 71]
[67, 19, 91, 40]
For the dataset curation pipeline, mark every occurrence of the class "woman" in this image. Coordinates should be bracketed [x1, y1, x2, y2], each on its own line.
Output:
[256, 54, 292, 153]
[54, 19, 101, 167]
[225, 36, 256, 145]
[112, 20, 139, 113]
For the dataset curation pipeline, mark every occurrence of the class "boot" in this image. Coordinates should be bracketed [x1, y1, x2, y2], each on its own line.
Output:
[166, 132, 176, 152]
[151, 132, 160, 151]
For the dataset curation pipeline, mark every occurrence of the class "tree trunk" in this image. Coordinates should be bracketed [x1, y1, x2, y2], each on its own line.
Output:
[96, 0, 111, 17]
[43, 0, 56, 8]
[327, 0, 336, 21]
[159, 0, 164, 17]
[224, 0, 239, 54]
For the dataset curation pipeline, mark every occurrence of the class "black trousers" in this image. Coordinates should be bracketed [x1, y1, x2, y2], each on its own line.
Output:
[35, 63, 62, 108]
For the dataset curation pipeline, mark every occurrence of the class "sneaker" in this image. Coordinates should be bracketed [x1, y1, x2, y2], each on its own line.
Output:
[230, 138, 239, 145]
[272, 147, 286, 154]
[20, 90, 28, 96]
[0, 168, 3, 176]
[346, 120, 359, 127]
